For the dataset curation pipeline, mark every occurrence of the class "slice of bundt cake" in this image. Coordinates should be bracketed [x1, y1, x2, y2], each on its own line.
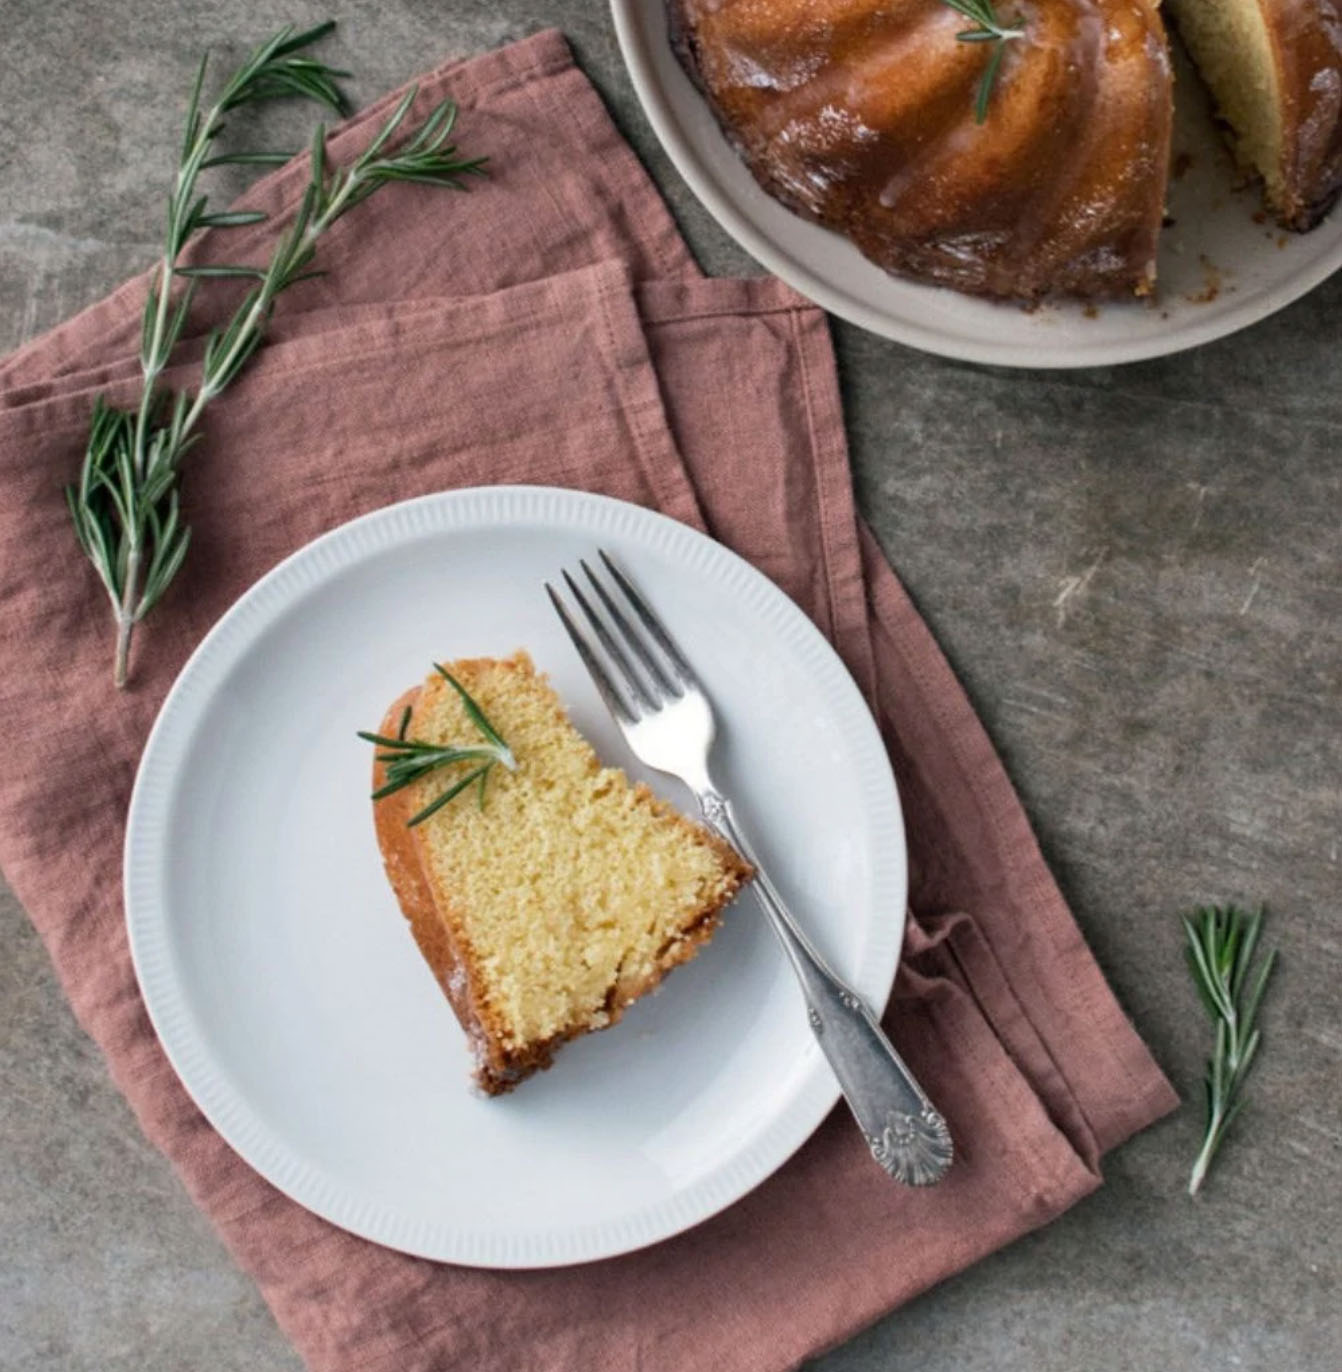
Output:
[670, 0, 1174, 300]
[366, 653, 751, 1094]
[1166, 0, 1342, 229]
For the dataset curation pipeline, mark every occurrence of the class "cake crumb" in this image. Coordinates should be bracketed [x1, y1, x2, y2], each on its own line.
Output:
[1186, 254, 1221, 304]
[1252, 210, 1268, 225]
[1172, 151, 1195, 180]
[1277, 235, 1289, 249]
[1082, 304, 1099, 319]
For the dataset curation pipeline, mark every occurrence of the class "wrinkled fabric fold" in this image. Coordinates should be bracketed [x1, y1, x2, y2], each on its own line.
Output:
[0, 28, 1176, 1372]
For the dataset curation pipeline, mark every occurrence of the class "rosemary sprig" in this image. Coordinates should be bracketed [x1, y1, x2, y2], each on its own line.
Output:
[67, 26, 486, 688]
[941, 0, 1026, 124]
[68, 23, 348, 687]
[178, 87, 484, 429]
[1182, 905, 1277, 1195]
[359, 668, 516, 826]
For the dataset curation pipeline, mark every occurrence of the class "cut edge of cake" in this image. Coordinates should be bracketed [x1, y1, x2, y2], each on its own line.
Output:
[1166, 0, 1342, 230]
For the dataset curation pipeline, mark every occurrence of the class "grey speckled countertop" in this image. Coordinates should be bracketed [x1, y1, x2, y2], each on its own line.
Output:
[1, 4, 1339, 1370]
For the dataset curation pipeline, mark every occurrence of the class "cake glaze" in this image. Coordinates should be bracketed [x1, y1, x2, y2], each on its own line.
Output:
[670, 0, 1175, 299]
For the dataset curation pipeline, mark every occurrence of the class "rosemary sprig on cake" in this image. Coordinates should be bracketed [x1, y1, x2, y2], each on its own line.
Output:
[66, 24, 485, 689]
[360, 668, 516, 825]
[941, 0, 1026, 123]
[1183, 904, 1277, 1195]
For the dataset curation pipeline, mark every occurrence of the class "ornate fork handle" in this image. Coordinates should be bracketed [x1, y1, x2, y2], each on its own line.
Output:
[699, 787, 953, 1185]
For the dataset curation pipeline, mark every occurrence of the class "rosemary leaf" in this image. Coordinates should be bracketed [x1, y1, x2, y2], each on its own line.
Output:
[435, 665, 515, 764]
[269, 19, 341, 59]
[975, 42, 1006, 125]
[174, 265, 268, 279]
[942, 0, 1026, 124]
[201, 150, 296, 169]
[407, 766, 492, 827]
[197, 210, 268, 228]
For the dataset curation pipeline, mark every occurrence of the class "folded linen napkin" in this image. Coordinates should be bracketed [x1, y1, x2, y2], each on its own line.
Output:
[0, 29, 1177, 1372]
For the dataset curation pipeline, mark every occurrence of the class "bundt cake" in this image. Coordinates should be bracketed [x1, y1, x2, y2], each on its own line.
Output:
[366, 653, 751, 1094]
[670, 0, 1175, 300]
[670, 0, 1342, 300]
[1166, 0, 1342, 229]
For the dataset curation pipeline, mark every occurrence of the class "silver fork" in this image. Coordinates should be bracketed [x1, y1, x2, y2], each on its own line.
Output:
[547, 551, 953, 1185]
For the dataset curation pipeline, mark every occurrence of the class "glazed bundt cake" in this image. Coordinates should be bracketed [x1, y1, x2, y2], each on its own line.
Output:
[670, 0, 1175, 300]
[1166, 0, 1342, 229]
[670, 0, 1342, 300]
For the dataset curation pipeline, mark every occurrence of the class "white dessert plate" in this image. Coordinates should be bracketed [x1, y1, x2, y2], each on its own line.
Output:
[611, 1, 1342, 367]
[125, 486, 906, 1268]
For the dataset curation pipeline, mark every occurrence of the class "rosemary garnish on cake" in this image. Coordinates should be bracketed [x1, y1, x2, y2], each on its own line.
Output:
[1183, 904, 1278, 1195]
[67, 23, 486, 689]
[942, 0, 1026, 123]
[360, 667, 517, 825]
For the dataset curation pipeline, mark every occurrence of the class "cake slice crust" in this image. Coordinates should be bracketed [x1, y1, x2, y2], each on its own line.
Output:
[371, 653, 751, 1093]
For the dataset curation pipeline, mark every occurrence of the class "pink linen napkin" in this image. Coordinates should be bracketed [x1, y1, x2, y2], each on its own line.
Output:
[0, 29, 1176, 1372]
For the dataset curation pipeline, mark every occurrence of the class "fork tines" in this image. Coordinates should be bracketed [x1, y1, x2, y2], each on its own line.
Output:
[545, 551, 697, 722]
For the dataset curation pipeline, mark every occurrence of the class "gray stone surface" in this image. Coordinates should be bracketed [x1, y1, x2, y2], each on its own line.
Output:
[1, 2, 1338, 1369]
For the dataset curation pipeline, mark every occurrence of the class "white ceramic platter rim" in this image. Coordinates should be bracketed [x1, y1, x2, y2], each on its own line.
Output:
[611, 0, 1342, 368]
[124, 485, 906, 1267]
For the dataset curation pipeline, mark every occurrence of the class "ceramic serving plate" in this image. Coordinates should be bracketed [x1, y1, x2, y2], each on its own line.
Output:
[611, 1, 1342, 367]
[124, 486, 907, 1268]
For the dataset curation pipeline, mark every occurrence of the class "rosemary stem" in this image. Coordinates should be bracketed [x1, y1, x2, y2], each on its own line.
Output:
[181, 288, 269, 434]
[310, 168, 362, 233]
[113, 545, 141, 688]
[134, 108, 214, 480]
[134, 259, 173, 477]
[179, 159, 372, 437]
[140, 94, 225, 454]
[1189, 1104, 1222, 1196]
